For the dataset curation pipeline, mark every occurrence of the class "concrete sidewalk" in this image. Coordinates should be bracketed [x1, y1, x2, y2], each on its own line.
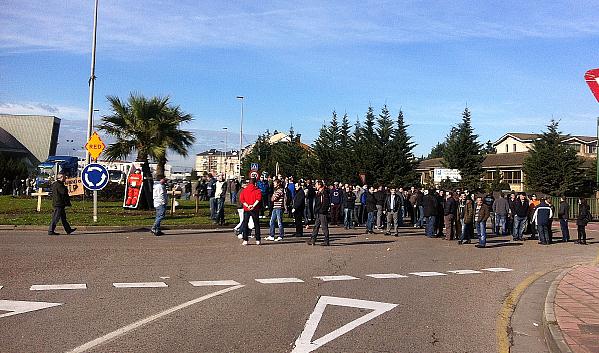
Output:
[545, 265, 599, 353]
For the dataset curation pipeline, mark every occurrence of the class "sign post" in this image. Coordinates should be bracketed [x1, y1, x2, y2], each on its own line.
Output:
[84, 132, 106, 222]
[82, 163, 109, 222]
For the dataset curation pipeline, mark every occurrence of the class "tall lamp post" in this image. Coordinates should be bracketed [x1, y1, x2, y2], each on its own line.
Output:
[85, 0, 99, 165]
[223, 127, 228, 178]
[236, 96, 244, 175]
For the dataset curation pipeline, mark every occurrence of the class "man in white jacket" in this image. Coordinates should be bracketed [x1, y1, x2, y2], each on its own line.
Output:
[152, 178, 168, 236]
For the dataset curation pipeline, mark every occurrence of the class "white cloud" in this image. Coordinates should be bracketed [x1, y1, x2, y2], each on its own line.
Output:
[0, 102, 88, 120]
[1, 1, 599, 54]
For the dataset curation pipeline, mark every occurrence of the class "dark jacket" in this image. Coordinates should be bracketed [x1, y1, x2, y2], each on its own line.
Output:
[443, 197, 457, 216]
[422, 194, 438, 217]
[366, 192, 377, 213]
[493, 197, 510, 216]
[513, 199, 529, 218]
[532, 201, 553, 226]
[558, 201, 569, 220]
[330, 188, 343, 205]
[314, 189, 330, 215]
[462, 200, 474, 224]
[384, 193, 401, 213]
[576, 204, 591, 226]
[474, 203, 490, 222]
[292, 188, 305, 214]
[344, 191, 356, 209]
[374, 190, 386, 207]
[51, 180, 71, 208]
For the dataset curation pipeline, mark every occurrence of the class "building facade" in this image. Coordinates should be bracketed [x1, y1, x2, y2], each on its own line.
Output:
[0, 114, 60, 164]
[494, 133, 597, 157]
[194, 149, 240, 179]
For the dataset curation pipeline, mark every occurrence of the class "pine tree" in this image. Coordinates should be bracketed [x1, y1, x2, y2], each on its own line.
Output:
[337, 113, 353, 182]
[523, 120, 584, 195]
[312, 122, 333, 180]
[359, 106, 379, 184]
[376, 105, 395, 184]
[389, 109, 418, 187]
[442, 108, 483, 189]
[428, 142, 446, 159]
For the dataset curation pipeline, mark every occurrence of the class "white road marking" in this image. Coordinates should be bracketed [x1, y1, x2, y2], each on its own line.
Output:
[447, 270, 482, 275]
[314, 275, 358, 282]
[366, 273, 408, 279]
[159, 276, 170, 279]
[0, 300, 62, 319]
[482, 267, 513, 272]
[292, 296, 397, 353]
[409, 271, 447, 277]
[255, 278, 304, 284]
[189, 280, 241, 287]
[112, 282, 168, 288]
[30, 284, 87, 291]
[65, 285, 244, 353]
[0, 286, 2, 290]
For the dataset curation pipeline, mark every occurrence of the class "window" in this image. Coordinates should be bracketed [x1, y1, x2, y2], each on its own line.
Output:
[513, 144, 517, 152]
[483, 170, 496, 181]
[566, 143, 581, 152]
[503, 170, 522, 184]
[588, 145, 597, 154]
[505, 144, 509, 153]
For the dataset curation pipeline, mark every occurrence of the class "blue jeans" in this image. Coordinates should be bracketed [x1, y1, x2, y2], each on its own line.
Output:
[513, 215, 527, 239]
[416, 206, 425, 227]
[476, 220, 487, 246]
[460, 221, 471, 242]
[269, 208, 284, 238]
[538, 224, 549, 244]
[425, 215, 436, 237]
[153, 205, 166, 232]
[559, 219, 569, 242]
[366, 211, 375, 231]
[495, 214, 507, 235]
[344, 208, 354, 228]
[216, 198, 225, 223]
[398, 206, 405, 226]
[209, 197, 218, 220]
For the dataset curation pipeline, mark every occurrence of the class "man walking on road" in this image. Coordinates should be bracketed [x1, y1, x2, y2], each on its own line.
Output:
[307, 180, 330, 246]
[493, 193, 510, 236]
[240, 178, 262, 245]
[292, 183, 305, 237]
[474, 196, 490, 248]
[48, 173, 75, 236]
[513, 193, 529, 241]
[151, 177, 167, 236]
[384, 187, 401, 236]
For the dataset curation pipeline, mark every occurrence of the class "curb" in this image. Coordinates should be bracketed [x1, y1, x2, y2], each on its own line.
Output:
[543, 266, 574, 353]
[0, 224, 234, 233]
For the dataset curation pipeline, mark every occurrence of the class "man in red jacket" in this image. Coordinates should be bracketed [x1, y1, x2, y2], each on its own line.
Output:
[239, 178, 262, 245]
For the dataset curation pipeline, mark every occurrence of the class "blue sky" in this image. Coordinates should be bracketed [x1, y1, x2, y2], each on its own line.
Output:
[1, 1, 599, 168]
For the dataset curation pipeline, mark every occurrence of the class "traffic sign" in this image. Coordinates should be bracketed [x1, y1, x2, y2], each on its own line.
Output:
[85, 131, 106, 161]
[82, 163, 109, 191]
[249, 170, 259, 179]
[250, 162, 259, 171]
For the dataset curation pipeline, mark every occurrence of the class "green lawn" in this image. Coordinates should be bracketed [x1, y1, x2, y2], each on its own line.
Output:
[0, 195, 240, 227]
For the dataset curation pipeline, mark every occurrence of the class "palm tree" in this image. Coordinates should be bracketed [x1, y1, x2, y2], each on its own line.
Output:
[98, 93, 195, 177]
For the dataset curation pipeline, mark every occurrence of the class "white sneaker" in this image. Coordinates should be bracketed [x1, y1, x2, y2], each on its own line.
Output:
[237, 234, 243, 239]
[255, 240, 261, 245]
[242, 240, 248, 246]
[266, 236, 275, 241]
[274, 237, 283, 241]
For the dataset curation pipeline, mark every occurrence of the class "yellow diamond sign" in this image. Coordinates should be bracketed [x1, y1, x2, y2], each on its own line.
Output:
[85, 131, 106, 160]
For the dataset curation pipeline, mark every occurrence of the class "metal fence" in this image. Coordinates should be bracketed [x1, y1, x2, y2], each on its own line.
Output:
[547, 196, 598, 220]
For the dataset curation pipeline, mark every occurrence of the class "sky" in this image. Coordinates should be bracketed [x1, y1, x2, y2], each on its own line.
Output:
[1, 0, 599, 169]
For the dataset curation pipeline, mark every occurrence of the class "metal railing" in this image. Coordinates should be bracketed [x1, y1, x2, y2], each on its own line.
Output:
[547, 196, 598, 220]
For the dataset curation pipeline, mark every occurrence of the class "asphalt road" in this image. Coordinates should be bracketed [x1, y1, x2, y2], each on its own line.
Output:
[1, 225, 597, 353]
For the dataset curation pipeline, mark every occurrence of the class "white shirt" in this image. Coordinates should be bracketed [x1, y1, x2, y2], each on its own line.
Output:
[153, 182, 167, 207]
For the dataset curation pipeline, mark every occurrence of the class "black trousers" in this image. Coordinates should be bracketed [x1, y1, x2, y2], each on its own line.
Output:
[294, 211, 303, 236]
[242, 209, 261, 241]
[577, 225, 587, 242]
[311, 214, 329, 244]
[49, 206, 72, 233]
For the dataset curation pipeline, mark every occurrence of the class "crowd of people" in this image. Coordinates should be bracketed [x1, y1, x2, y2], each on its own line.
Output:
[231, 175, 593, 247]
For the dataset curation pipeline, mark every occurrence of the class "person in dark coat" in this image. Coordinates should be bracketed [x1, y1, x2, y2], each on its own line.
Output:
[422, 190, 438, 237]
[576, 198, 591, 245]
[443, 191, 458, 240]
[365, 187, 377, 234]
[292, 183, 305, 237]
[48, 173, 75, 235]
[558, 196, 570, 242]
[308, 181, 331, 246]
[532, 198, 553, 245]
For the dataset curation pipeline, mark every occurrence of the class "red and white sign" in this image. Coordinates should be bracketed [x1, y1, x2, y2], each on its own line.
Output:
[249, 170, 259, 179]
[584, 68, 599, 103]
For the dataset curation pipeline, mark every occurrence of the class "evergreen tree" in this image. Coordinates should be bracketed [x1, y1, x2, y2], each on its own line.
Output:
[428, 142, 446, 159]
[312, 120, 334, 180]
[350, 116, 365, 184]
[482, 140, 496, 155]
[335, 113, 353, 182]
[376, 105, 395, 184]
[442, 108, 484, 189]
[359, 106, 379, 184]
[389, 109, 418, 187]
[523, 120, 584, 195]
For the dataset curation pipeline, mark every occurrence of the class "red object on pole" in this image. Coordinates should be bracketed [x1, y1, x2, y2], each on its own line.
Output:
[584, 68, 599, 103]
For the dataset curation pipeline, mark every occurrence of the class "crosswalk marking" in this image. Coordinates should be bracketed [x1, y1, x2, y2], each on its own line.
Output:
[409, 272, 447, 277]
[366, 273, 408, 279]
[189, 280, 241, 287]
[482, 268, 513, 272]
[447, 270, 482, 275]
[113, 282, 168, 288]
[255, 278, 304, 284]
[30, 284, 87, 291]
[314, 275, 359, 282]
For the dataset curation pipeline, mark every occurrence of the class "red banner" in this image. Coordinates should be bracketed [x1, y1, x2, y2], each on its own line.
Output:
[584, 68, 599, 103]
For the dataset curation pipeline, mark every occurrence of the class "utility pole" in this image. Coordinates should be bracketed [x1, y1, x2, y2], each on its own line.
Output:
[85, 0, 99, 165]
[236, 96, 244, 178]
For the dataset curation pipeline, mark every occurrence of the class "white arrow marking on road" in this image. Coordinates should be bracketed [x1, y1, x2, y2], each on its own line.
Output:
[313, 275, 358, 282]
[409, 271, 447, 277]
[447, 270, 482, 275]
[113, 282, 167, 288]
[292, 296, 397, 353]
[255, 277, 304, 284]
[367, 273, 408, 279]
[482, 267, 513, 272]
[189, 280, 240, 286]
[0, 300, 62, 319]
[30, 284, 87, 291]
[66, 284, 244, 353]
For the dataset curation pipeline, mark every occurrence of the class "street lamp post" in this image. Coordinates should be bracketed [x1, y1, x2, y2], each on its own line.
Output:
[236, 96, 244, 175]
[223, 127, 228, 178]
[85, 0, 99, 165]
